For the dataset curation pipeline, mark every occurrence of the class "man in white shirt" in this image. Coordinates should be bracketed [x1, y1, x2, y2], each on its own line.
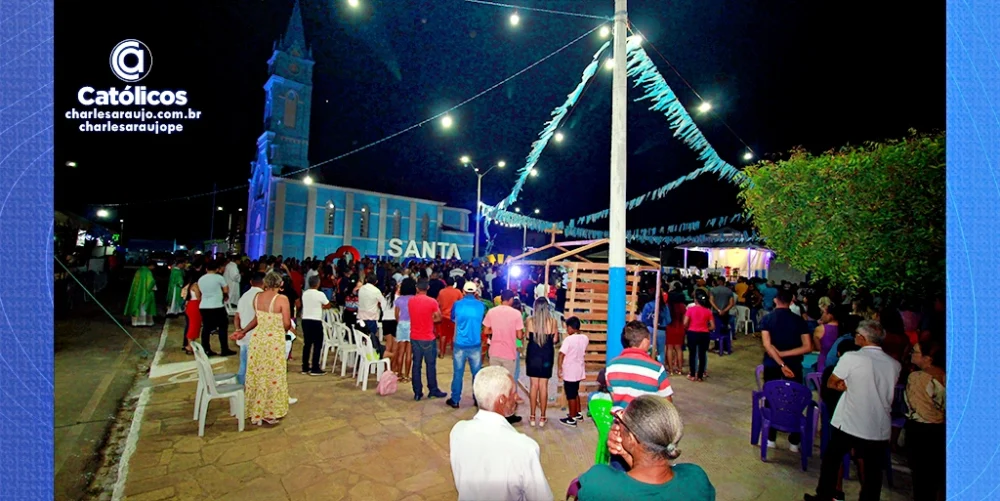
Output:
[233, 272, 264, 384]
[484, 268, 496, 296]
[300, 275, 333, 375]
[356, 275, 385, 356]
[450, 366, 553, 501]
[805, 320, 901, 501]
[198, 261, 235, 356]
[223, 256, 241, 310]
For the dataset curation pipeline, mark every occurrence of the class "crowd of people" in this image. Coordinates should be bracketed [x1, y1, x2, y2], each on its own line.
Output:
[119, 251, 944, 501]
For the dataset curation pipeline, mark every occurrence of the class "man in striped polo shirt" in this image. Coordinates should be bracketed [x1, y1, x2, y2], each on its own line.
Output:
[606, 320, 674, 411]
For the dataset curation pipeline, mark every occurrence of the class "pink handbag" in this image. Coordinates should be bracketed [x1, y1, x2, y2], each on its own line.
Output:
[376, 371, 398, 396]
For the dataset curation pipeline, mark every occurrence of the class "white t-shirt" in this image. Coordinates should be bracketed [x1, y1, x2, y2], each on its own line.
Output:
[198, 273, 228, 309]
[357, 283, 382, 321]
[236, 287, 263, 347]
[830, 346, 901, 441]
[301, 289, 330, 321]
[305, 269, 319, 286]
[381, 294, 397, 321]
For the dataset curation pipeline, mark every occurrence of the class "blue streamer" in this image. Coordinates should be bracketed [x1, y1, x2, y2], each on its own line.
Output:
[570, 38, 747, 227]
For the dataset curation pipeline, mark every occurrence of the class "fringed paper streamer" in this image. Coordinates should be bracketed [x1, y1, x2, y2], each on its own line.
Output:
[572, 37, 747, 227]
[482, 41, 610, 254]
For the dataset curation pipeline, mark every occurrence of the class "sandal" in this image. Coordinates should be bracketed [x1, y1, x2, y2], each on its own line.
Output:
[539, 416, 547, 428]
[529, 415, 536, 427]
[687, 375, 697, 382]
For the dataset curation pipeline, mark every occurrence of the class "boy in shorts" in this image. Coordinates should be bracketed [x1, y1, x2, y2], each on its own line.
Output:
[558, 316, 589, 426]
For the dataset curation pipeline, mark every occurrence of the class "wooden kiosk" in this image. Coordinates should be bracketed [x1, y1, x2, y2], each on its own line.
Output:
[506, 227, 663, 402]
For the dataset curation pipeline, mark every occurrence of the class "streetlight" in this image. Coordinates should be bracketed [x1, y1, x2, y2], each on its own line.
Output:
[65, 161, 77, 167]
[534, 208, 540, 214]
[441, 115, 454, 129]
[530, 168, 538, 177]
[510, 12, 520, 26]
[460, 156, 505, 258]
[96, 209, 109, 218]
[303, 175, 314, 185]
[347, 0, 359, 7]
[217, 206, 223, 211]
[514, 207, 521, 213]
[605, 59, 614, 71]
[599, 26, 611, 38]
[698, 102, 712, 113]
[743, 151, 753, 161]
[120, 219, 125, 243]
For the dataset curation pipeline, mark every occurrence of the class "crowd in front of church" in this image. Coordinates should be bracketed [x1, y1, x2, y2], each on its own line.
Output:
[120, 250, 943, 501]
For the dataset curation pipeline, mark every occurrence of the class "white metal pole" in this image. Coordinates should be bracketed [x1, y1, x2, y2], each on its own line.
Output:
[523, 225, 528, 252]
[607, 0, 628, 363]
[475, 174, 482, 258]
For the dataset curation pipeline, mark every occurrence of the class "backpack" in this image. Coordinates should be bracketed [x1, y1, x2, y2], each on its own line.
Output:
[376, 371, 398, 396]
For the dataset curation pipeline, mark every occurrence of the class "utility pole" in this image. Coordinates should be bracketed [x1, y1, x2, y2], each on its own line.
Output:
[607, 0, 628, 363]
[475, 173, 483, 257]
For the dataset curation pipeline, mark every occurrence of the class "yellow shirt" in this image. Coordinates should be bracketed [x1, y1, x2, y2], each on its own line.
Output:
[734, 282, 749, 303]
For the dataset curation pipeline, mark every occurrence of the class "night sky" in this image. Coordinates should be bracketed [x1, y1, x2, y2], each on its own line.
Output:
[54, 0, 944, 252]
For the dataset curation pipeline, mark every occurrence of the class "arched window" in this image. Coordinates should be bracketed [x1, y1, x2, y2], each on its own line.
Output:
[420, 213, 430, 241]
[284, 90, 297, 129]
[392, 210, 401, 239]
[359, 205, 371, 238]
[324, 202, 335, 234]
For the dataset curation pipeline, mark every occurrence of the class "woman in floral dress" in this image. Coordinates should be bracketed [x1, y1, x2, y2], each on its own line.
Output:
[231, 271, 291, 425]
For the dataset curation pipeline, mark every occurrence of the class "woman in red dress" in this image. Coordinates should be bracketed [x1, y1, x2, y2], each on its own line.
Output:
[182, 273, 202, 355]
[665, 284, 688, 375]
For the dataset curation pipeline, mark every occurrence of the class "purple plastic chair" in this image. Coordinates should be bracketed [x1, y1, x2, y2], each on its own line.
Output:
[750, 365, 765, 445]
[566, 477, 581, 500]
[758, 380, 817, 471]
[805, 372, 823, 437]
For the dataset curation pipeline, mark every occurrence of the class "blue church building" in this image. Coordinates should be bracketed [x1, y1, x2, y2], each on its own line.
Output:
[245, 1, 473, 261]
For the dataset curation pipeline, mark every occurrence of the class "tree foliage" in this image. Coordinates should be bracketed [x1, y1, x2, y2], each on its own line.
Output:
[739, 131, 944, 297]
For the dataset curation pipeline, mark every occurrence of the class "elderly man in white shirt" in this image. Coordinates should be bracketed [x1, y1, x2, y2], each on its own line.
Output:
[450, 365, 553, 501]
[356, 274, 385, 356]
[233, 272, 264, 385]
[805, 320, 901, 501]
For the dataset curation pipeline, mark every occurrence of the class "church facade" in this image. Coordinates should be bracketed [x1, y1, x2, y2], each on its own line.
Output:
[245, 1, 473, 260]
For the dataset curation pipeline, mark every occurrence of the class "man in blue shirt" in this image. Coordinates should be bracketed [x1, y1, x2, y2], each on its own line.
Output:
[447, 281, 487, 409]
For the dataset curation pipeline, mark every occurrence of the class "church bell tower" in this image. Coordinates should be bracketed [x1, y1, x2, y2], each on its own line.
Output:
[246, 0, 315, 258]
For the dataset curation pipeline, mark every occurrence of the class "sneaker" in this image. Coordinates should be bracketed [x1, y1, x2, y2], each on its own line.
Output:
[574, 413, 584, 421]
[288, 397, 298, 405]
[414, 394, 423, 401]
[559, 417, 577, 427]
[789, 444, 800, 453]
[428, 390, 448, 399]
[446, 399, 460, 409]
[301, 369, 310, 375]
[309, 370, 326, 376]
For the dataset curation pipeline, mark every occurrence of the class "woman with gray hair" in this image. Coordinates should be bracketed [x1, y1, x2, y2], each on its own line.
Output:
[578, 395, 715, 500]
[525, 297, 560, 427]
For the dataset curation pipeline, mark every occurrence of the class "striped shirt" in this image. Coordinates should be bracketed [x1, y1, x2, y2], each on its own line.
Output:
[606, 348, 674, 411]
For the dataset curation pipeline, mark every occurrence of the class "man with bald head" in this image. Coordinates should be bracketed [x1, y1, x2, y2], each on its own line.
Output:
[449, 366, 552, 501]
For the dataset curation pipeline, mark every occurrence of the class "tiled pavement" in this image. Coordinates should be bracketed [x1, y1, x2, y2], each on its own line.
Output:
[120, 320, 911, 500]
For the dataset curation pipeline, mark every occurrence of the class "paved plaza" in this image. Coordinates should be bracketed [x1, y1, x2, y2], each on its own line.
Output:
[118, 319, 912, 501]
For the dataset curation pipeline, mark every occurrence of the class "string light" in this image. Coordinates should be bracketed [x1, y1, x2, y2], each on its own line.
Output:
[303, 175, 314, 184]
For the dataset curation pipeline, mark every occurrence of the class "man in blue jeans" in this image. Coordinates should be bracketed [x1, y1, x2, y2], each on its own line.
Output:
[409, 280, 449, 401]
[447, 281, 486, 408]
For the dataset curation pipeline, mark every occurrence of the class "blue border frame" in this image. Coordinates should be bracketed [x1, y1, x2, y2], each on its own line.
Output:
[0, 0, 55, 498]
[946, 1, 1000, 498]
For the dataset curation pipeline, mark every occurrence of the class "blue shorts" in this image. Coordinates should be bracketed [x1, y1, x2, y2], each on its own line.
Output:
[396, 321, 411, 342]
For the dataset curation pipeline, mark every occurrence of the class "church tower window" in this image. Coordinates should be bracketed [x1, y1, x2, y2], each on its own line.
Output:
[284, 90, 297, 129]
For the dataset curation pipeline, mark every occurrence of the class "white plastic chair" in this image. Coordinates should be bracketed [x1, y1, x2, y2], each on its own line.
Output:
[190, 342, 238, 421]
[354, 332, 391, 391]
[225, 302, 237, 317]
[334, 323, 359, 377]
[734, 305, 752, 335]
[191, 343, 245, 436]
[319, 321, 337, 371]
